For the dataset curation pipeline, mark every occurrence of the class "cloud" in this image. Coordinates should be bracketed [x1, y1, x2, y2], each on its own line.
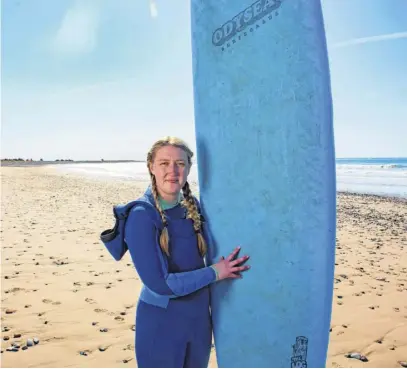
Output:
[332, 31, 407, 48]
[52, 1, 100, 55]
[149, 0, 158, 18]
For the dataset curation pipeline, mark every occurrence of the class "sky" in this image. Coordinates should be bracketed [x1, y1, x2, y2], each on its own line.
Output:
[1, 0, 406, 161]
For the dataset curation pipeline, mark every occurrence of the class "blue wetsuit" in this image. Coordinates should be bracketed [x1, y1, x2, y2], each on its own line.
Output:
[124, 187, 217, 367]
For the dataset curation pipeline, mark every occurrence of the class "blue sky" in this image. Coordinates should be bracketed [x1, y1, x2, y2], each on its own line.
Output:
[1, 0, 406, 161]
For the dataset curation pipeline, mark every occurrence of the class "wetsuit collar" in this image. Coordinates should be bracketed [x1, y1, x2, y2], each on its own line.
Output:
[144, 184, 183, 210]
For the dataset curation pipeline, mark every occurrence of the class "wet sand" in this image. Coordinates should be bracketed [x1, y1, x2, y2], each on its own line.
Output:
[1, 167, 406, 368]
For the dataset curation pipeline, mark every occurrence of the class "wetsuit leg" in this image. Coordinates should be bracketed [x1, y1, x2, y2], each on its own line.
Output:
[135, 300, 188, 368]
[183, 313, 212, 368]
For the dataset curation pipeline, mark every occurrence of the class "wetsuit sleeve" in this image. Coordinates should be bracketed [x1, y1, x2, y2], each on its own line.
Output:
[125, 206, 217, 297]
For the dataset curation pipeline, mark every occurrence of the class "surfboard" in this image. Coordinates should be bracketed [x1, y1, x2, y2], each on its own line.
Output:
[190, 0, 336, 367]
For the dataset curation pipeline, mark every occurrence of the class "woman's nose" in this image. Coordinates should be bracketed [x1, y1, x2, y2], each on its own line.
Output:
[168, 162, 179, 173]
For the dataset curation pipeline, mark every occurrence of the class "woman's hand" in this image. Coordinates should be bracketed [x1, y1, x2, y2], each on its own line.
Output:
[212, 246, 250, 281]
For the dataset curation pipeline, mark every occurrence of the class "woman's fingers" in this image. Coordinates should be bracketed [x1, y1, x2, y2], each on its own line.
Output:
[230, 256, 249, 266]
[231, 265, 250, 273]
[226, 246, 241, 261]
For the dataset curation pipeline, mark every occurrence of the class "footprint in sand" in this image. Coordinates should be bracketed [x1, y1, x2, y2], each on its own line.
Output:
[53, 260, 69, 266]
[5, 287, 25, 294]
[42, 299, 61, 305]
[94, 308, 107, 313]
[85, 298, 96, 304]
[123, 343, 134, 351]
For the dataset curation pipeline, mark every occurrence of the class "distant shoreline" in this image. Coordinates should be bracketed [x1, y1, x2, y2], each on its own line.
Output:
[337, 190, 407, 204]
[1, 160, 144, 167]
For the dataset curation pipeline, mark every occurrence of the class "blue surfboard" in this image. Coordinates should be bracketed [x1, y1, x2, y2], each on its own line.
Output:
[191, 0, 336, 367]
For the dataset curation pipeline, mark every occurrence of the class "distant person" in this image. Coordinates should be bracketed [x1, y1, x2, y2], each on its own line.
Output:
[101, 136, 250, 368]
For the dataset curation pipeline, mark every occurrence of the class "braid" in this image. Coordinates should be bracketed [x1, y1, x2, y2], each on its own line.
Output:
[181, 181, 207, 256]
[150, 174, 170, 256]
[146, 136, 204, 257]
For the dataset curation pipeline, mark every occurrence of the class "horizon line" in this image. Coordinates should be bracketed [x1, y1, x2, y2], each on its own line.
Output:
[2, 157, 407, 162]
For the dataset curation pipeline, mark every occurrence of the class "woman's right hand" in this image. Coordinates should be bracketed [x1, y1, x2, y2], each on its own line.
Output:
[212, 246, 250, 280]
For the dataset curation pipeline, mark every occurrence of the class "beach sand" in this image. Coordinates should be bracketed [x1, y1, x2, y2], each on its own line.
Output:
[1, 167, 406, 368]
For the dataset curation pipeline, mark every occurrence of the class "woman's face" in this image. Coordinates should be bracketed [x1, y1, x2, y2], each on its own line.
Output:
[150, 145, 191, 199]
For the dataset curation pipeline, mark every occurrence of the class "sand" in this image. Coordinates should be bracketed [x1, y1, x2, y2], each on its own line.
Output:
[1, 167, 406, 368]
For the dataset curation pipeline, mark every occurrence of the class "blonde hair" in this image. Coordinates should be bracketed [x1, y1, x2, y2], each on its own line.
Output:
[147, 136, 207, 257]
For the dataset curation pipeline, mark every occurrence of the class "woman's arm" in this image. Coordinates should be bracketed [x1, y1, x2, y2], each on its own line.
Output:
[125, 206, 217, 297]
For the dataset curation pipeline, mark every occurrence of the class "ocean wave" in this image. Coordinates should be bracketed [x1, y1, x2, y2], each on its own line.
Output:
[336, 163, 407, 170]
[52, 161, 407, 198]
[381, 164, 407, 169]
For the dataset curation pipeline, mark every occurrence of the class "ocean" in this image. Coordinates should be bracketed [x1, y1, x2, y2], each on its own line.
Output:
[52, 157, 407, 199]
[335, 157, 407, 198]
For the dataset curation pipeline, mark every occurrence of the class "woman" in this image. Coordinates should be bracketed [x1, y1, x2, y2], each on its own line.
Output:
[124, 136, 250, 367]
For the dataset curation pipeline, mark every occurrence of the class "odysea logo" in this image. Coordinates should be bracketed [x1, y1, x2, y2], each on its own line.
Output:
[212, 0, 282, 49]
